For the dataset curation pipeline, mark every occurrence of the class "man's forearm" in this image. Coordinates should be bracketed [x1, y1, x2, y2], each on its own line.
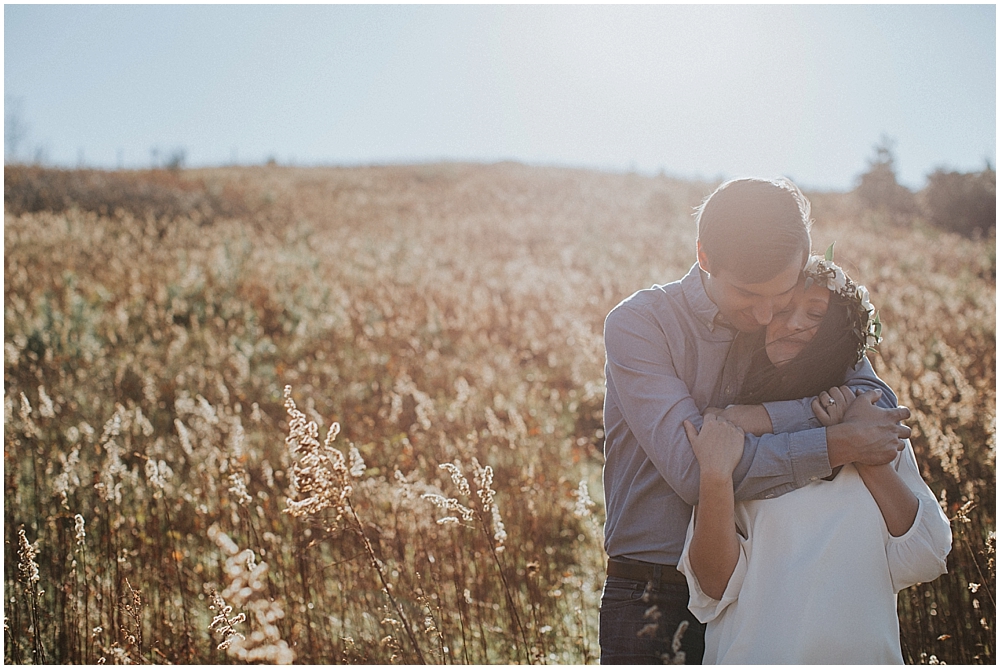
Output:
[826, 422, 860, 468]
[826, 399, 909, 468]
[764, 358, 899, 435]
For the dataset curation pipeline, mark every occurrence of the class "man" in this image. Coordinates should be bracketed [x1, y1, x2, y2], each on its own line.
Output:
[599, 178, 911, 664]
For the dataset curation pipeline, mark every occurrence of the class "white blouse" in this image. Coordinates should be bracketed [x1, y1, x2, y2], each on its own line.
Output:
[678, 441, 952, 664]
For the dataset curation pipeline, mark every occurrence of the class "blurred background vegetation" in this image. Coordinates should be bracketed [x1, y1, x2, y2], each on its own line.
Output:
[4, 151, 995, 664]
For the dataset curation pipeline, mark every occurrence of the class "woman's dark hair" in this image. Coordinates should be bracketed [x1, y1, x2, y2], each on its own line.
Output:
[736, 292, 863, 404]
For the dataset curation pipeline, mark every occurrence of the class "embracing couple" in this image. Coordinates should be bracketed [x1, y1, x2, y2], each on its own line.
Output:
[599, 178, 952, 664]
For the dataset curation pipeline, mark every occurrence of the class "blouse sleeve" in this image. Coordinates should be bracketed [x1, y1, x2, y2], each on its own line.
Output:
[676, 508, 750, 623]
[884, 440, 953, 593]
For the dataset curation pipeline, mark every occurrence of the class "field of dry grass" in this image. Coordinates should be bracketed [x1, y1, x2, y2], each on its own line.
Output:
[4, 163, 995, 664]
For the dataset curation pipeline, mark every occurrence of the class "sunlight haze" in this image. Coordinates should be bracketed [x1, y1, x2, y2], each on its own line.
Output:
[4, 4, 995, 190]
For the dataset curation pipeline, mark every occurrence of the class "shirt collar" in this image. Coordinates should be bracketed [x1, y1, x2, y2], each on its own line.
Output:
[680, 262, 731, 333]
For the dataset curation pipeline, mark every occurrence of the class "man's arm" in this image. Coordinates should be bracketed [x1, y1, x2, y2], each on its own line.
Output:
[605, 305, 910, 505]
[815, 386, 918, 535]
[715, 391, 912, 469]
[605, 305, 830, 505]
[763, 356, 898, 434]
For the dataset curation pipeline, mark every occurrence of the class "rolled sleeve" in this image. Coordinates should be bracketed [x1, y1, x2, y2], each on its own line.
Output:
[885, 442, 953, 592]
[678, 512, 749, 623]
[886, 497, 952, 592]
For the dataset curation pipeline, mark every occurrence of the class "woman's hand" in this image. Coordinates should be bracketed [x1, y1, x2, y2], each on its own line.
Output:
[684, 414, 745, 480]
[811, 385, 857, 427]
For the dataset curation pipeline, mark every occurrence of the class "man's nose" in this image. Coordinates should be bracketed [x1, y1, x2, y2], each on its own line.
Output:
[751, 302, 773, 325]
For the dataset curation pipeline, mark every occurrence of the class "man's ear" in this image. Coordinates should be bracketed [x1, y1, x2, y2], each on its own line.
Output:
[696, 240, 711, 274]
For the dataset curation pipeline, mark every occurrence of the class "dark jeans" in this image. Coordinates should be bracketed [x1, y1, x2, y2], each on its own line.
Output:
[599, 576, 706, 664]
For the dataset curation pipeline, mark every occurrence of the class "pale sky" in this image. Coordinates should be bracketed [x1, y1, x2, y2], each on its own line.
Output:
[4, 4, 996, 191]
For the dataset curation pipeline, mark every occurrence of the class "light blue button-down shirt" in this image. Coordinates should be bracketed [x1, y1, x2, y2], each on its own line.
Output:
[602, 263, 896, 565]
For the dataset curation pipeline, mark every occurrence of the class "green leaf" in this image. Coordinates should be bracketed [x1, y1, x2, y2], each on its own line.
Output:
[824, 242, 835, 262]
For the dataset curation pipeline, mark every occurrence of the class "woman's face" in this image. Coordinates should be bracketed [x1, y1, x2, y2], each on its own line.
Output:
[765, 280, 831, 366]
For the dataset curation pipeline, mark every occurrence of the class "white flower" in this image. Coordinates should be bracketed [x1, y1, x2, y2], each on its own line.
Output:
[348, 446, 366, 478]
[830, 266, 848, 292]
[857, 285, 872, 313]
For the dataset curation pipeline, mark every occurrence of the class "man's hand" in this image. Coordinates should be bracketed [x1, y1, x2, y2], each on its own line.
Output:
[826, 389, 911, 468]
[684, 414, 745, 481]
[811, 385, 857, 427]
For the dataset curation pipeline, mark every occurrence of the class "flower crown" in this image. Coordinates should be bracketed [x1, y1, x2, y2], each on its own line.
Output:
[802, 243, 882, 362]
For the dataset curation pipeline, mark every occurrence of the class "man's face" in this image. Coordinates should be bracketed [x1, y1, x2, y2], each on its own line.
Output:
[703, 255, 803, 333]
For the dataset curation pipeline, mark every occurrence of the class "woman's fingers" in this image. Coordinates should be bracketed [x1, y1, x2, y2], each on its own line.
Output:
[811, 396, 834, 426]
[683, 419, 699, 445]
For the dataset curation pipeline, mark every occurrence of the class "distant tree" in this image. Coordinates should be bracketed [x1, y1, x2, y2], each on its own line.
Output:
[921, 162, 996, 239]
[165, 148, 187, 172]
[5, 96, 29, 164]
[854, 135, 916, 219]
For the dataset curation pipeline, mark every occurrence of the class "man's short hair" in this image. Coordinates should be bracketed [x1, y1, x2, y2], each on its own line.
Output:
[696, 177, 813, 283]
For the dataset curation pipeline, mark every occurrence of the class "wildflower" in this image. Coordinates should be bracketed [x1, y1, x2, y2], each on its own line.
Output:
[421, 492, 475, 522]
[37, 385, 55, 418]
[145, 459, 171, 494]
[283, 386, 352, 520]
[209, 589, 247, 651]
[174, 419, 194, 456]
[472, 458, 507, 548]
[637, 623, 659, 638]
[17, 527, 40, 586]
[439, 462, 471, 497]
[348, 445, 366, 478]
[229, 419, 246, 460]
[669, 619, 689, 664]
[574, 480, 596, 518]
[53, 446, 82, 509]
[228, 471, 252, 506]
[18, 392, 38, 438]
[196, 395, 220, 425]
[74, 514, 86, 546]
[209, 525, 294, 664]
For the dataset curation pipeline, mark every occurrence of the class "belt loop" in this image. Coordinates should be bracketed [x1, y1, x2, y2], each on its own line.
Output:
[652, 563, 662, 587]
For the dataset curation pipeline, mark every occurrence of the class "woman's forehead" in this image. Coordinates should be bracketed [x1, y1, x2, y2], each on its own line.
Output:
[795, 279, 831, 305]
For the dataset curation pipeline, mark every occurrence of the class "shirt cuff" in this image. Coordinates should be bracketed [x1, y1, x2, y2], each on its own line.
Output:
[763, 397, 821, 433]
[789, 428, 833, 486]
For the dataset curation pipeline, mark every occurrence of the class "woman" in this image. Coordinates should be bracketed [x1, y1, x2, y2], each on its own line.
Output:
[677, 252, 952, 664]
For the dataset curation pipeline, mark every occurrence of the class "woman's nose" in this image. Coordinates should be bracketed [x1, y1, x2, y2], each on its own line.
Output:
[787, 310, 808, 331]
